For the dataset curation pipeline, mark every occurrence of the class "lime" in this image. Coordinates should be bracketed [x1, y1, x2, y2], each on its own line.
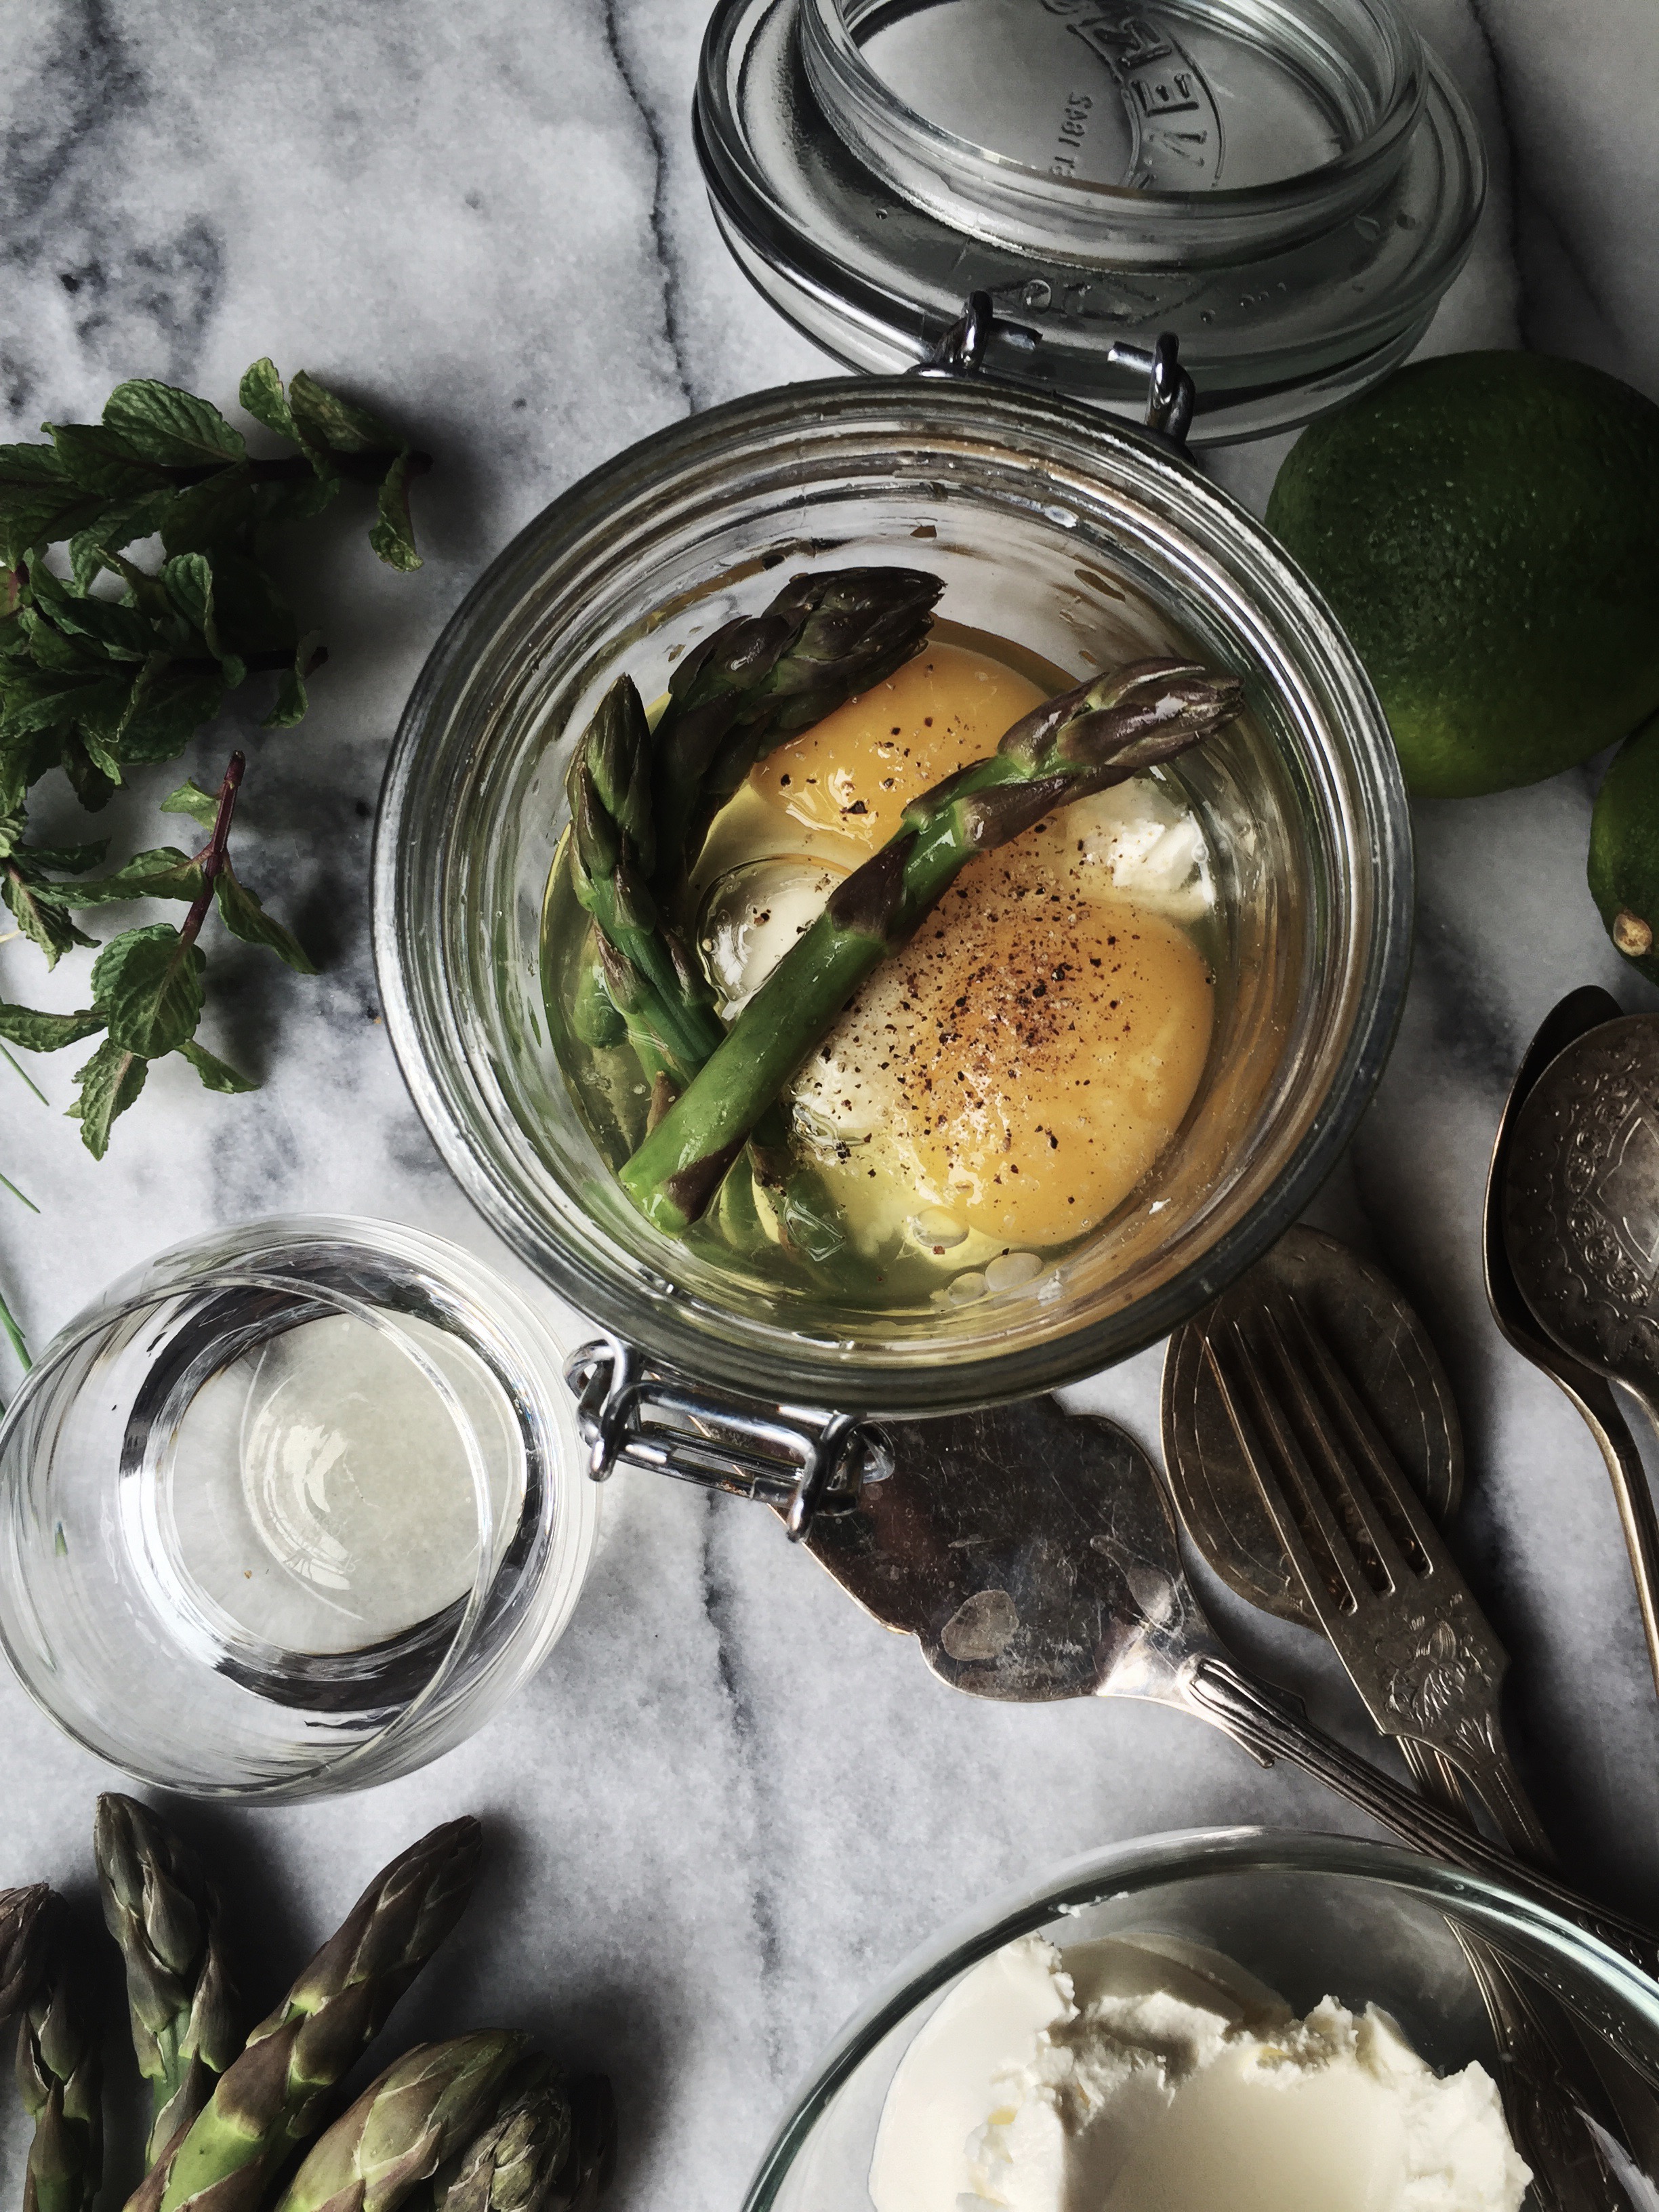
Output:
[1266, 352, 1659, 798]
[1589, 709, 1659, 985]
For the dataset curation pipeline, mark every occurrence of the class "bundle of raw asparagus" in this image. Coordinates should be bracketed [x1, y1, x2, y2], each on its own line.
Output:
[0, 1804, 613, 2212]
[563, 566, 1244, 1243]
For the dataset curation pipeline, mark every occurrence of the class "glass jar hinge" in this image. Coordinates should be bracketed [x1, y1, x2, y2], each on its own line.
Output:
[1107, 333, 1197, 448]
[564, 1339, 894, 1540]
[914, 293, 1195, 452]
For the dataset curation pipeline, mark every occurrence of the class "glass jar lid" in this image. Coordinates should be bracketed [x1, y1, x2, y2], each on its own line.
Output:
[695, 0, 1486, 440]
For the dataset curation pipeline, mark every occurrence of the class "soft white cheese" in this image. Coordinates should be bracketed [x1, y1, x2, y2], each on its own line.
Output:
[868, 1933, 1531, 2212]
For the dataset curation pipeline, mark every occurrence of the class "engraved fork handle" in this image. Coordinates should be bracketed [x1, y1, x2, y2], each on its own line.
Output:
[1405, 1742, 1629, 2211]
[1425, 1723, 1559, 1868]
[1184, 1654, 1659, 1983]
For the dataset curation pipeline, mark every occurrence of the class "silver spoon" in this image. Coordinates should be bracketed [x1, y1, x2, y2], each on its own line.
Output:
[1498, 1002, 1659, 1696]
[805, 1393, 1659, 2007]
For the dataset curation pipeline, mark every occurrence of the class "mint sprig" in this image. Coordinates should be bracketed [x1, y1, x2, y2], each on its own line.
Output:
[1, 360, 428, 583]
[0, 357, 426, 1157]
[0, 753, 305, 1155]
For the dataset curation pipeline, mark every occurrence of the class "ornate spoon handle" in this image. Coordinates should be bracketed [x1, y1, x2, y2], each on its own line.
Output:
[1585, 1372, 1659, 1704]
[1183, 1655, 1659, 1982]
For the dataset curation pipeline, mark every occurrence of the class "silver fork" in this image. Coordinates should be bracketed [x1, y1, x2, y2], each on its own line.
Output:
[1201, 1293, 1554, 1862]
[1202, 1297, 1648, 2207]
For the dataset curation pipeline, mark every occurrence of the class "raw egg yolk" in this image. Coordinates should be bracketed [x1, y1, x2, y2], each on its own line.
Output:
[804, 881, 1214, 1247]
[752, 641, 1045, 848]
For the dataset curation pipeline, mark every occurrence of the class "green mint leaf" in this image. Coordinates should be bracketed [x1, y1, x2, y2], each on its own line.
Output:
[18, 556, 68, 607]
[35, 588, 154, 661]
[2, 863, 97, 968]
[117, 664, 226, 764]
[0, 743, 28, 817]
[161, 552, 219, 649]
[108, 551, 173, 623]
[0, 443, 108, 562]
[369, 449, 421, 572]
[239, 359, 300, 444]
[160, 777, 219, 827]
[263, 663, 308, 728]
[21, 837, 109, 875]
[91, 920, 205, 1056]
[44, 846, 199, 907]
[160, 466, 258, 558]
[287, 369, 395, 455]
[0, 1002, 106, 1051]
[0, 444, 66, 488]
[45, 421, 165, 498]
[16, 615, 114, 672]
[154, 558, 243, 689]
[102, 380, 245, 470]
[68, 1035, 148, 1158]
[74, 720, 125, 787]
[0, 666, 134, 739]
[181, 1036, 258, 1093]
[214, 863, 316, 972]
[68, 487, 178, 590]
[59, 735, 118, 811]
[15, 615, 110, 676]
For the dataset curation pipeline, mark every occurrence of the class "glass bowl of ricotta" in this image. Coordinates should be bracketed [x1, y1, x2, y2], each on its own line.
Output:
[747, 1826, 1659, 2212]
[377, 375, 1410, 1421]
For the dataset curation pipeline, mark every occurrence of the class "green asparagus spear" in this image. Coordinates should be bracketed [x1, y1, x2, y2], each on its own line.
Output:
[619, 659, 1245, 1233]
[96, 1794, 239, 2166]
[650, 567, 943, 899]
[148, 1818, 483, 2212]
[0, 1886, 51, 2026]
[568, 679, 850, 1262]
[16, 1901, 102, 2212]
[567, 928, 627, 1051]
[424, 2055, 571, 2212]
[270, 2035, 529, 2212]
[585, 930, 684, 1093]
[567, 679, 723, 1078]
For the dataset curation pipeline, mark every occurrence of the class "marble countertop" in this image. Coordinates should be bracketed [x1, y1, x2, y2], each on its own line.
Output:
[3, 3, 1659, 2209]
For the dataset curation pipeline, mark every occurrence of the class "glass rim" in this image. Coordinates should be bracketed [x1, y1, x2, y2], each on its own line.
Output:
[741, 1822, 1659, 2212]
[373, 373, 1414, 1415]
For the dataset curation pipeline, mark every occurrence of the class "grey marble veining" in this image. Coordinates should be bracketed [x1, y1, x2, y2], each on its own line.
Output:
[2, 5, 1658, 2211]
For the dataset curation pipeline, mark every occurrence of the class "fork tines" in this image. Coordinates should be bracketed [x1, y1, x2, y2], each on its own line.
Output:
[1198, 1294, 1460, 1619]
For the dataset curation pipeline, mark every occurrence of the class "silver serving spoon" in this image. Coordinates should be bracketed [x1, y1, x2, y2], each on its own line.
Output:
[1498, 1002, 1659, 1696]
[806, 1393, 1659, 2003]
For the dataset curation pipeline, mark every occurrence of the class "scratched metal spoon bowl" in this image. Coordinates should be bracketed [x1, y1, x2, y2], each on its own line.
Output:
[1503, 1015, 1659, 1448]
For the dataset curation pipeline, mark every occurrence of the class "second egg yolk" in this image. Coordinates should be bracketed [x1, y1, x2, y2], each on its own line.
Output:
[752, 641, 1046, 851]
